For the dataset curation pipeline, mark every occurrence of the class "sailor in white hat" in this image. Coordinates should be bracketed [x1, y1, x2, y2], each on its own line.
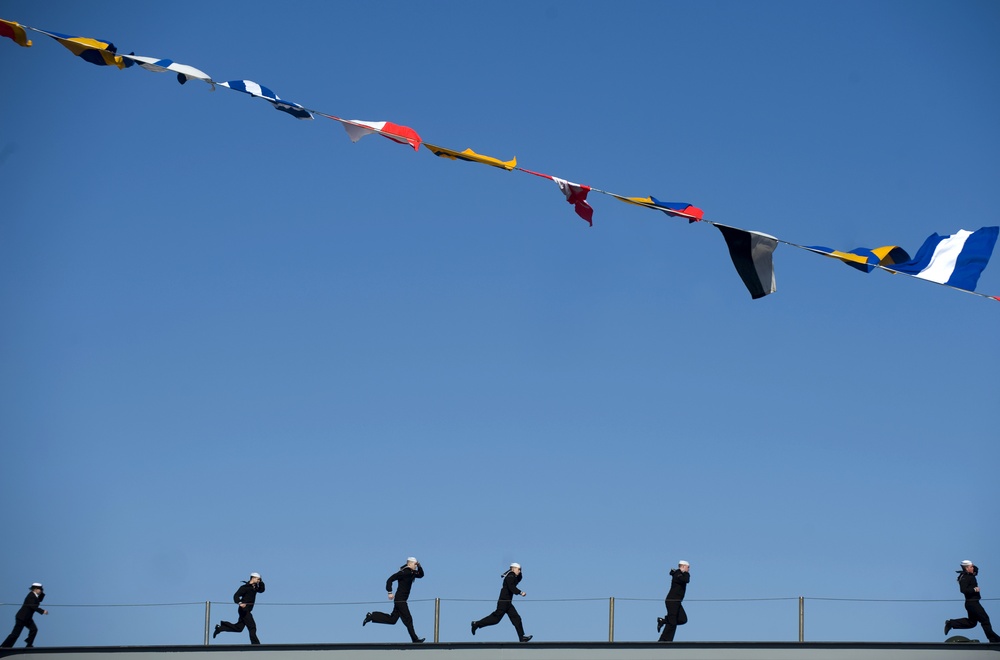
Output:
[1, 583, 48, 648]
[945, 560, 1000, 643]
[657, 560, 691, 642]
[363, 556, 425, 643]
[213, 572, 266, 644]
[471, 562, 532, 642]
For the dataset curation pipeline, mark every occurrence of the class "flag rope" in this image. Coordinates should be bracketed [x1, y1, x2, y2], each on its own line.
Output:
[6, 19, 999, 303]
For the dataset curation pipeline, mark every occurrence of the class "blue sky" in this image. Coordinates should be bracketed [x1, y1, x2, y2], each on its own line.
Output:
[1, 0, 998, 648]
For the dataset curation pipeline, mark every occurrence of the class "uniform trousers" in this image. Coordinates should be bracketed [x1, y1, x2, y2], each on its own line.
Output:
[475, 600, 525, 638]
[370, 601, 420, 641]
[950, 600, 1000, 643]
[1, 619, 38, 648]
[218, 607, 260, 644]
[658, 599, 688, 642]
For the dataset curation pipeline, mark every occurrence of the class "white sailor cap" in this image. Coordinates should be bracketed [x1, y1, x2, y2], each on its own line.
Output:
[510, 562, 521, 569]
[250, 572, 261, 578]
[961, 560, 973, 566]
[407, 557, 418, 563]
[678, 560, 690, 566]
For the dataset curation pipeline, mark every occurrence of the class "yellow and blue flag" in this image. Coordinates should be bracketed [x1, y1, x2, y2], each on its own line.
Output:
[38, 29, 131, 69]
[806, 243, 910, 273]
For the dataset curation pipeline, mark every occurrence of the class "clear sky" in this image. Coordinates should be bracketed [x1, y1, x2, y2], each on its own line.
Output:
[1, 0, 998, 649]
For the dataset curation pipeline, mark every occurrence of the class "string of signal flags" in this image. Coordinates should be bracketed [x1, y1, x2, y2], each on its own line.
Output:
[3, 17, 999, 303]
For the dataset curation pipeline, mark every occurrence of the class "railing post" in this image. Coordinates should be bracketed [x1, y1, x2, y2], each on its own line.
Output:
[798, 597, 804, 642]
[434, 598, 440, 643]
[205, 601, 211, 645]
[608, 597, 615, 642]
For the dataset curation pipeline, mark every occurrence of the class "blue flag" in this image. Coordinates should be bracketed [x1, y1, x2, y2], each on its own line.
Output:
[886, 227, 998, 291]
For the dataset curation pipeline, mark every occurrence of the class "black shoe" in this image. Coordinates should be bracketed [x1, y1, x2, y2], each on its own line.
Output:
[657, 617, 665, 633]
[471, 621, 477, 636]
[213, 624, 221, 639]
[363, 612, 373, 626]
[944, 620, 952, 635]
[520, 635, 532, 643]
[414, 638, 425, 644]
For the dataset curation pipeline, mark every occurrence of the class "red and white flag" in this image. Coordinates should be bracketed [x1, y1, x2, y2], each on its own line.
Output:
[340, 120, 422, 151]
[553, 177, 594, 226]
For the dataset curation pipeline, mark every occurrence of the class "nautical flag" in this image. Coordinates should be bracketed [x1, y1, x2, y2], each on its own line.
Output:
[39, 29, 131, 69]
[338, 119, 422, 151]
[806, 244, 910, 273]
[716, 224, 778, 299]
[271, 100, 312, 120]
[0, 18, 32, 47]
[884, 227, 999, 291]
[552, 177, 594, 225]
[612, 194, 704, 222]
[424, 143, 516, 171]
[122, 54, 212, 85]
[219, 80, 313, 119]
[650, 196, 703, 222]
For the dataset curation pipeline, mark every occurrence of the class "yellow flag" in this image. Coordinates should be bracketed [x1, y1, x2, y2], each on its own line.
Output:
[424, 143, 516, 171]
[1, 18, 33, 47]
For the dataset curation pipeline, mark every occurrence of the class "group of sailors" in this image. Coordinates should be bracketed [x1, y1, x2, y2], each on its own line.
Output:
[4, 558, 998, 648]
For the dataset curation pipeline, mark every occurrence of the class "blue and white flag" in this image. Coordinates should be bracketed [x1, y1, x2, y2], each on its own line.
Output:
[887, 227, 999, 291]
[219, 79, 313, 120]
[122, 54, 213, 85]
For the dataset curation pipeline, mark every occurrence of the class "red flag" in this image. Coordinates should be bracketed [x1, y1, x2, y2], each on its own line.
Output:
[553, 177, 593, 226]
[339, 119, 422, 151]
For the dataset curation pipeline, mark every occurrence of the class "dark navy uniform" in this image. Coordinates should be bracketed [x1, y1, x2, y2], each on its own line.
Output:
[472, 567, 530, 641]
[658, 566, 690, 642]
[946, 563, 1000, 643]
[214, 575, 265, 644]
[366, 562, 425, 642]
[2, 585, 46, 648]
